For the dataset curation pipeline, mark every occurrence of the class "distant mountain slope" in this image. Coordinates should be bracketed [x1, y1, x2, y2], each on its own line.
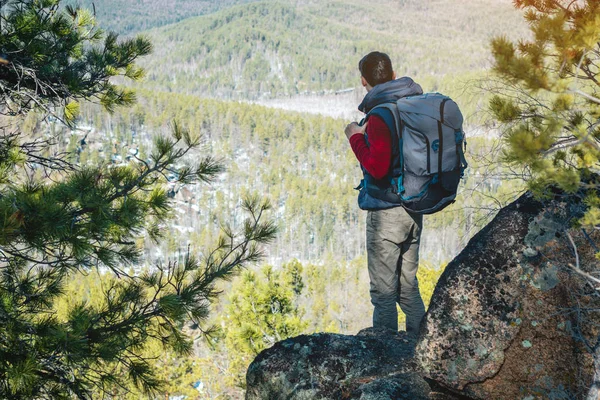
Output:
[137, 0, 529, 100]
[71, 0, 259, 35]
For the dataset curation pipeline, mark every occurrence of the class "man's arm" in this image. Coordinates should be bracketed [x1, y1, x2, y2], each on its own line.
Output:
[346, 115, 391, 180]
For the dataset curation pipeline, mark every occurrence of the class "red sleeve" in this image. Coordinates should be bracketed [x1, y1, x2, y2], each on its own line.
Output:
[348, 115, 391, 180]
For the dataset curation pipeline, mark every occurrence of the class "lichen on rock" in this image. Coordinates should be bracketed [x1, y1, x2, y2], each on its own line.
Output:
[245, 329, 430, 400]
[416, 193, 598, 399]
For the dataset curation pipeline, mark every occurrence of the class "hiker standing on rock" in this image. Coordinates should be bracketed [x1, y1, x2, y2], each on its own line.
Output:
[344, 51, 426, 336]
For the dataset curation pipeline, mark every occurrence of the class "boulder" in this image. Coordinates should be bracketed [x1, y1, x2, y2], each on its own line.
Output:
[416, 193, 599, 399]
[246, 192, 599, 399]
[245, 328, 431, 400]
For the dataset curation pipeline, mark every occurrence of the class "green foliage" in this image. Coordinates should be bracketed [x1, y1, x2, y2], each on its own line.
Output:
[417, 261, 445, 309]
[0, 1, 276, 398]
[0, 0, 152, 124]
[489, 95, 522, 122]
[283, 258, 304, 295]
[490, 0, 600, 224]
[0, 123, 275, 398]
[223, 262, 308, 385]
[52, 270, 228, 399]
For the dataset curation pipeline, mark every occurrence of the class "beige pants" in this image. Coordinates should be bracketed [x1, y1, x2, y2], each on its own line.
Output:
[366, 206, 425, 335]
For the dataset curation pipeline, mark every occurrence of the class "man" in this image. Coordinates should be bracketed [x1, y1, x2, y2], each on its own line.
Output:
[344, 51, 425, 336]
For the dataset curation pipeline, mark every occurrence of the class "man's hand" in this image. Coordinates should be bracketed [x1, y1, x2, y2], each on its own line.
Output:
[345, 121, 367, 140]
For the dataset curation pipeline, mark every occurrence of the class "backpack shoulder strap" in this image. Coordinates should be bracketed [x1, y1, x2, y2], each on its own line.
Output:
[367, 103, 401, 138]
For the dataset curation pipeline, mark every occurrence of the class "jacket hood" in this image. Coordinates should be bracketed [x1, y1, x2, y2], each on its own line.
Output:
[358, 77, 423, 113]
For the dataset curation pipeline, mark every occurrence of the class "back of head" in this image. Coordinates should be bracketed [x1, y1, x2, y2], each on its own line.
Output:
[359, 52, 394, 87]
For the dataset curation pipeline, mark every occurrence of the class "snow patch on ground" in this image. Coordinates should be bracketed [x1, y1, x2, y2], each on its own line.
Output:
[250, 90, 365, 121]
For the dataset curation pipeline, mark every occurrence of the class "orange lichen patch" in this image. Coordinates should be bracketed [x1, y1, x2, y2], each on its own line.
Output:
[352, 376, 378, 385]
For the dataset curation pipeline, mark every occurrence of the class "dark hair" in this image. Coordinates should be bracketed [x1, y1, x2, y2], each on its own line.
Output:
[358, 51, 394, 87]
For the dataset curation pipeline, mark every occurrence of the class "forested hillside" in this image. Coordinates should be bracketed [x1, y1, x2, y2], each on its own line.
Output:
[70, 0, 259, 34]
[52, 90, 519, 269]
[136, 0, 529, 101]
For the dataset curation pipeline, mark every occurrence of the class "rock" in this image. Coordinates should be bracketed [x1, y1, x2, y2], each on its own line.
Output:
[245, 328, 430, 399]
[416, 193, 599, 399]
[246, 192, 599, 399]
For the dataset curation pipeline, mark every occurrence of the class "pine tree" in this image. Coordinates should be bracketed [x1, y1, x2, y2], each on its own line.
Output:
[224, 264, 308, 386]
[0, 1, 276, 398]
[489, 0, 600, 225]
[490, 2, 600, 398]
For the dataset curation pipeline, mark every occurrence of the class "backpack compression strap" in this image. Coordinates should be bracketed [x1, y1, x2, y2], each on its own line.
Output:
[437, 98, 449, 180]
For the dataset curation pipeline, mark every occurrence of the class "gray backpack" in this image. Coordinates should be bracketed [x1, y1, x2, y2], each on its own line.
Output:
[370, 93, 468, 214]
